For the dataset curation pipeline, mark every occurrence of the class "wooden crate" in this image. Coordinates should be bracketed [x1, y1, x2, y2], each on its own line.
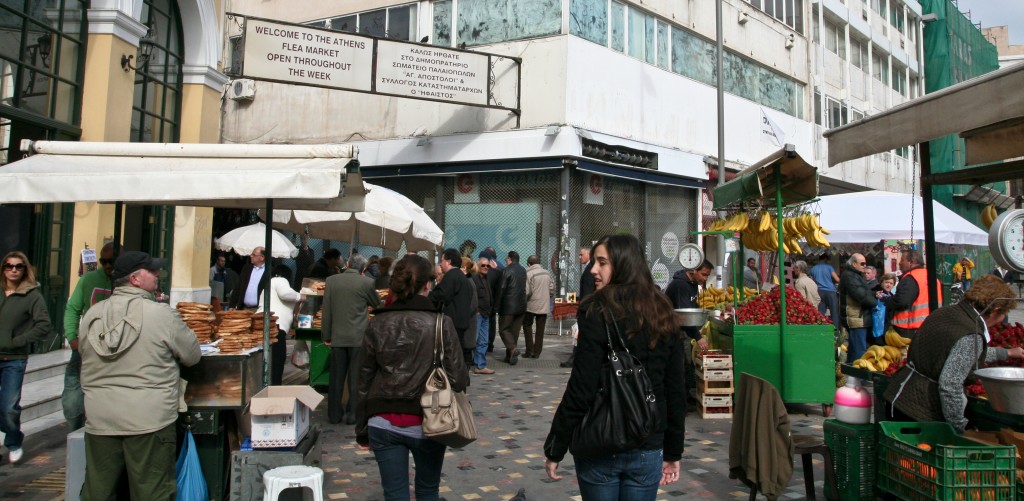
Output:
[695, 375, 735, 395]
[697, 394, 733, 419]
[696, 366, 733, 381]
[694, 351, 733, 371]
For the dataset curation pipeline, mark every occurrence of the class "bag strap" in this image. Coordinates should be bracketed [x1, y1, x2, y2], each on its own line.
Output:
[604, 316, 633, 358]
[432, 313, 444, 368]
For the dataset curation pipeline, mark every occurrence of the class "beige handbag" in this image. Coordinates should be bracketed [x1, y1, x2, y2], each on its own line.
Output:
[420, 313, 477, 448]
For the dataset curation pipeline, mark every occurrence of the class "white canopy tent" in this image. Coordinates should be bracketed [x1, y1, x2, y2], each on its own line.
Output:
[816, 191, 988, 245]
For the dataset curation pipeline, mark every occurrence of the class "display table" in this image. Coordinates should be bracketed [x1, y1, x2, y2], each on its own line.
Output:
[711, 320, 835, 405]
[179, 349, 265, 501]
[552, 302, 579, 336]
[294, 328, 329, 387]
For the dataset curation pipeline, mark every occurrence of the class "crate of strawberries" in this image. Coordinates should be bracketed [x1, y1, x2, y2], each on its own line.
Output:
[735, 285, 833, 325]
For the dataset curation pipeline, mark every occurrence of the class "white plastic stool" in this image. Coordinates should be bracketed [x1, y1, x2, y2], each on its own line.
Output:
[262, 465, 324, 501]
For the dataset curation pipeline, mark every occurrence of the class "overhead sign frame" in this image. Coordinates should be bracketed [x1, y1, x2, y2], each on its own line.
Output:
[227, 13, 522, 115]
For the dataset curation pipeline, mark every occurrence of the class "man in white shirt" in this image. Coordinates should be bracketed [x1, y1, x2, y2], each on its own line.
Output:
[231, 247, 266, 310]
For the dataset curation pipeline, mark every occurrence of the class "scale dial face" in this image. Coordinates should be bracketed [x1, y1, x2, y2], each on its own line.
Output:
[990, 209, 1024, 273]
[678, 243, 705, 269]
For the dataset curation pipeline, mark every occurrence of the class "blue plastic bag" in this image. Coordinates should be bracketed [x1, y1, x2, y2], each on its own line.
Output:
[176, 429, 208, 501]
[871, 302, 887, 338]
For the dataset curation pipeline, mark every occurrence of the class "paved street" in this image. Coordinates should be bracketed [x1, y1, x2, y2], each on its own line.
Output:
[1, 333, 831, 501]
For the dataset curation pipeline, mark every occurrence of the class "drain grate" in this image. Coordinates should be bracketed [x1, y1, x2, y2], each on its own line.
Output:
[21, 466, 65, 492]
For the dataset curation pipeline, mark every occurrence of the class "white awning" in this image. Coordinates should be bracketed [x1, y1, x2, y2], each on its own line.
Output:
[0, 141, 365, 212]
[823, 63, 1024, 166]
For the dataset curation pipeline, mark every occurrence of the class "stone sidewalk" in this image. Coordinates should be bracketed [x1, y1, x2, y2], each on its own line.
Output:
[1, 334, 831, 501]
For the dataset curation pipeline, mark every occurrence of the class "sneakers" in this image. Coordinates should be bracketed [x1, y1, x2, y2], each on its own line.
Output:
[472, 367, 495, 375]
[8, 447, 23, 464]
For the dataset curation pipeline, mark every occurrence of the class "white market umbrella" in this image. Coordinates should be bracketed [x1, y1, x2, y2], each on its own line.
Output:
[816, 191, 989, 245]
[264, 184, 444, 252]
[215, 222, 299, 258]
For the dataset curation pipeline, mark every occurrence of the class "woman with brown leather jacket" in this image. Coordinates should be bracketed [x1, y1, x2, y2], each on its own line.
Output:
[355, 254, 469, 501]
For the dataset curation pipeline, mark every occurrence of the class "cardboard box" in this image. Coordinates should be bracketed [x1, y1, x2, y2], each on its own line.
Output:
[250, 386, 323, 448]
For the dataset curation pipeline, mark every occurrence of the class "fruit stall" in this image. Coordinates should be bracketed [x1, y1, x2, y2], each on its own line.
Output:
[706, 145, 836, 406]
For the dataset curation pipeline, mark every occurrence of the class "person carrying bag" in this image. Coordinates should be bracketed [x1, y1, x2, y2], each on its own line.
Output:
[421, 313, 478, 447]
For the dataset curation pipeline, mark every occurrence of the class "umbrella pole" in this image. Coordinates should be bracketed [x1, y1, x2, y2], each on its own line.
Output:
[263, 199, 273, 388]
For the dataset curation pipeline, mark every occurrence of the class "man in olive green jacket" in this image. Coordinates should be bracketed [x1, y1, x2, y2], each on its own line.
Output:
[322, 253, 381, 424]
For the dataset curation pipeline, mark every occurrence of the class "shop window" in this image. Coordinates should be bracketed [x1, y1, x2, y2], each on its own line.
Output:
[569, 0, 607, 46]
[456, 0, 560, 47]
[433, 0, 452, 47]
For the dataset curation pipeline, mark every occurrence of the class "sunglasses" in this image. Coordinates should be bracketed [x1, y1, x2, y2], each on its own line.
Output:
[3, 263, 26, 271]
[100, 258, 114, 265]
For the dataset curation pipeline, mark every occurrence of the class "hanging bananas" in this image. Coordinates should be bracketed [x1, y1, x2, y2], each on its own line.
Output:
[707, 212, 750, 232]
[982, 204, 999, 230]
[851, 344, 904, 372]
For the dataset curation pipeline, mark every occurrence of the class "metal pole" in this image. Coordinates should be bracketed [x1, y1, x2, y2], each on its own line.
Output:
[920, 142, 939, 312]
[715, 0, 727, 281]
[560, 166, 571, 298]
[775, 164, 786, 395]
[263, 199, 273, 388]
[113, 202, 123, 256]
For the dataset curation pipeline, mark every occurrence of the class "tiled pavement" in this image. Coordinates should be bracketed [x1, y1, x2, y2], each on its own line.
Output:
[1, 334, 831, 500]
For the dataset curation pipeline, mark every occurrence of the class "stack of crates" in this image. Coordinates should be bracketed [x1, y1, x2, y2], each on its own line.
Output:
[823, 419, 877, 501]
[876, 421, 1016, 501]
[694, 351, 733, 419]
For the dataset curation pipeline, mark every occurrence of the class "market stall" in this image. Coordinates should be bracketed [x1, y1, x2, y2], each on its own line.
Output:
[0, 140, 364, 500]
[705, 145, 836, 408]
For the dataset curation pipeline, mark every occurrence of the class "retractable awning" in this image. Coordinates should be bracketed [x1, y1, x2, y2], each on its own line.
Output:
[0, 141, 366, 212]
[712, 145, 818, 209]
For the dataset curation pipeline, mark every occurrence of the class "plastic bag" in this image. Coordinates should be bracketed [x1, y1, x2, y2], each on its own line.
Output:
[176, 429, 208, 501]
[871, 302, 887, 338]
[291, 339, 310, 369]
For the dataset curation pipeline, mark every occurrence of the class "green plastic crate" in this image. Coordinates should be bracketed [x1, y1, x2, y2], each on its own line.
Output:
[824, 420, 876, 501]
[877, 422, 1017, 501]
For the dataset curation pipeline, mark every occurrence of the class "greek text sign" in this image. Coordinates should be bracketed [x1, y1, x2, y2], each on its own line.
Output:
[375, 40, 489, 106]
[243, 19, 373, 91]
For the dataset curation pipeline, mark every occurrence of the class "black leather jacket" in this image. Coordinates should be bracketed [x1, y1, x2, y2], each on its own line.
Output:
[355, 295, 469, 445]
[497, 262, 527, 315]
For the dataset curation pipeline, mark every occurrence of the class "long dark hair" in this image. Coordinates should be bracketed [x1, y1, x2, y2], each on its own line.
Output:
[582, 234, 679, 346]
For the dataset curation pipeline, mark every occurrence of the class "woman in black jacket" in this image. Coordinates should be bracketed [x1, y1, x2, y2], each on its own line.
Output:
[544, 234, 685, 500]
[356, 255, 469, 501]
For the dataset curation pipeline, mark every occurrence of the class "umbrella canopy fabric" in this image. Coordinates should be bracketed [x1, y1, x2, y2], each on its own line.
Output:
[265, 184, 444, 252]
[816, 191, 988, 245]
[215, 223, 299, 258]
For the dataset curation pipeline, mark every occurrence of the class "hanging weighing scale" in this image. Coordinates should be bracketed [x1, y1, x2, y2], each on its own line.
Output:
[989, 209, 1024, 274]
[678, 243, 705, 269]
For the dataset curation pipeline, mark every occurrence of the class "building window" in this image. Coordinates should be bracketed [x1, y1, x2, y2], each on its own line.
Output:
[0, 0, 88, 126]
[570, 0, 608, 46]
[870, 0, 885, 16]
[456, 0, 561, 47]
[826, 96, 848, 129]
[317, 4, 419, 41]
[824, 19, 845, 58]
[656, 20, 669, 69]
[892, 65, 906, 95]
[889, 2, 904, 35]
[850, 108, 864, 122]
[871, 51, 888, 84]
[627, 8, 655, 63]
[432, 1, 452, 46]
[813, 90, 822, 126]
[745, 0, 804, 31]
[850, 38, 868, 70]
[610, 1, 626, 53]
[131, 0, 183, 144]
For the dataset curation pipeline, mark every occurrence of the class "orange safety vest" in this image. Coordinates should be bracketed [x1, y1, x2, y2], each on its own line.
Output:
[892, 267, 944, 330]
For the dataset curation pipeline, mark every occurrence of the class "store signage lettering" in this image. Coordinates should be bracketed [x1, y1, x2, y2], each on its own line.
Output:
[375, 40, 489, 106]
[241, 18, 493, 108]
[244, 19, 373, 91]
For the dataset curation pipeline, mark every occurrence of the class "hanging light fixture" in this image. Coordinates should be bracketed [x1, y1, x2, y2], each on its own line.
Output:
[121, 23, 157, 72]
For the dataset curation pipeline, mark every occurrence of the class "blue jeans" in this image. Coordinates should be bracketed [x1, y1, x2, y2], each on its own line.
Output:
[818, 289, 840, 334]
[368, 426, 447, 501]
[473, 315, 490, 369]
[0, 359, 28, 450]
[576, 449, 663, 501]
[847, 327, 869, 363]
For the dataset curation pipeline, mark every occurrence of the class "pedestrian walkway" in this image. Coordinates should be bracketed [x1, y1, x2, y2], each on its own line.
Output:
[1, 334, 831, 500]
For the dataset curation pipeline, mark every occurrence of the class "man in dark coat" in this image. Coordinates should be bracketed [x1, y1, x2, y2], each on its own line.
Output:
[230, 247, 266, 310]
[561, 245, 595, 368]
[496, 251, 527, 365]
[307, 248, 341, 280]
[428, 248, 474, 361]
[838, 253, 877, 363]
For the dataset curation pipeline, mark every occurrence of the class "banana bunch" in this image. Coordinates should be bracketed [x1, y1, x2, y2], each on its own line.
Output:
[885, 329, 911, 348]
[982, 204, 999, 230]
[696, 285, 759, 308]
[791, 213, 832, 248]
[741, 212, 831, 253]
[742, 212, 780, 252]
[851, 345, 903, 372]
[708, 212, 750, 232]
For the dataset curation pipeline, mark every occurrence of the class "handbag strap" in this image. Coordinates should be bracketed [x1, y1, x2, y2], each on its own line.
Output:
[604, 316, 631, 356]
[432, 313, 444, 368]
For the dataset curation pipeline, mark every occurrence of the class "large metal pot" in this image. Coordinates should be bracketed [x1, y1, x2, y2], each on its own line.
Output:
[674, 308, 709, 327]
[975, 367, 1024, 415]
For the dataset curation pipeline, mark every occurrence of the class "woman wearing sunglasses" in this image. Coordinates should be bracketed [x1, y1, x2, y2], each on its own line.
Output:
[0, 251, 51, 464]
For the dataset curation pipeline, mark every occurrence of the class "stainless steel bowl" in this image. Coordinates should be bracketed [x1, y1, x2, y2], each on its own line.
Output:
[975, 367, 1024, 415]
[674, 308, 709, 327]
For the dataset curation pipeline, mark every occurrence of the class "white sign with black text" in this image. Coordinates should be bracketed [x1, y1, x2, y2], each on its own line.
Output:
[375, 41, 490, 106]
[243, 19, 373, 91]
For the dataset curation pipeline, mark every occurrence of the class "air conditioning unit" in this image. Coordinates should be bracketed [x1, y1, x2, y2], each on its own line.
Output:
[900, 39, 905, 49]
[228, 79, 256, 101]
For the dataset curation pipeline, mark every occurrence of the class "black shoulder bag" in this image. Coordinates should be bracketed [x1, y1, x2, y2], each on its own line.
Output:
[569, 318, 660, 458]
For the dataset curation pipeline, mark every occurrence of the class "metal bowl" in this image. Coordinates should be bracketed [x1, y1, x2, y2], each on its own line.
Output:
[975, 367, 1024, 415]
[674, 308, 709, 327]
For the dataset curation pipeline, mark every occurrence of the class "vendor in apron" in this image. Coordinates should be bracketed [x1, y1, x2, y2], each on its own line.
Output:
[884, 275, 1024, 433]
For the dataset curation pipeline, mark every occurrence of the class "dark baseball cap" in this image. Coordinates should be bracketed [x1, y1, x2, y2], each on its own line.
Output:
[113, 251, 166, 280]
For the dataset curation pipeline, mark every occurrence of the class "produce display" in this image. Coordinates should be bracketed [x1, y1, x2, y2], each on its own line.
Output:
[965, 322, 1024, 398]
[734, 286, 832, 325]
[706, 211, 832, 253]
[981, 203, 1000, 230]
[696, 285, 759, 310]
[848, 329, 910, 374]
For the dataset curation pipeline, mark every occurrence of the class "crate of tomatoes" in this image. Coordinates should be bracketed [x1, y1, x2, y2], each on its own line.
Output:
[877, 422, 1016, 501]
